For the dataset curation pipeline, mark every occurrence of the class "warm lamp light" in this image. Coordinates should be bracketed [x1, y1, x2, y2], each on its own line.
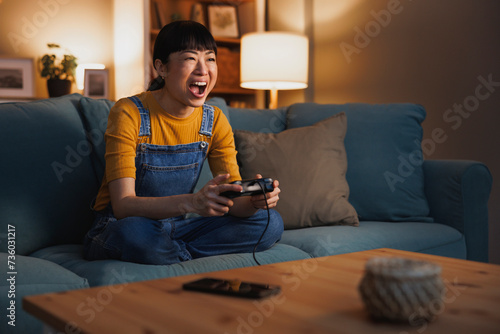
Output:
[76, 63, 105, 90]
[240, 32, 309, 109]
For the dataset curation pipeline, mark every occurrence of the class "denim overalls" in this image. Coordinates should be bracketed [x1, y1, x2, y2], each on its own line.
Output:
[83, 96, 283, 265]
[132, 95, 212, 198]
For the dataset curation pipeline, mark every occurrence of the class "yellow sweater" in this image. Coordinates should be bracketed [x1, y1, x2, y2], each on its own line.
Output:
[94, 91, 241, 211]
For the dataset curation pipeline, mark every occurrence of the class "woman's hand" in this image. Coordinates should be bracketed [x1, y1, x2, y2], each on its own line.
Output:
[190, 174, 243, 216]
[250, 174, 280, 210]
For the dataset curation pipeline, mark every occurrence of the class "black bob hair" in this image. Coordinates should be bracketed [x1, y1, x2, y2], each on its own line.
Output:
[148, 20, 217, 91]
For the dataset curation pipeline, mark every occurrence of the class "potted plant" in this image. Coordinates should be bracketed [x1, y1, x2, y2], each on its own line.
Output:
[39, 43, 78, 97]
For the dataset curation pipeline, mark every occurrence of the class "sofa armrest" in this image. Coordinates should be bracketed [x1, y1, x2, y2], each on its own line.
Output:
[423, 160, 492, 262]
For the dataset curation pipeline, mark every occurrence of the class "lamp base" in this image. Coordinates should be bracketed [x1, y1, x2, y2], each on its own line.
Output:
[269, 89, 278, 109]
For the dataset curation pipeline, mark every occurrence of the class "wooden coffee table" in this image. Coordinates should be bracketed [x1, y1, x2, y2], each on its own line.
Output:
[23, 248, 500, 334]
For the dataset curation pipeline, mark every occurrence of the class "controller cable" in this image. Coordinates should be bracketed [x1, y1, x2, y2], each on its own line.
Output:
[252, 181, 271, 266]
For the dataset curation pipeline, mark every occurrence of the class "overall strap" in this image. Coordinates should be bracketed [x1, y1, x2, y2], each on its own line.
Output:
[128, 96, 151, 137]
[199, 104, 214, 137]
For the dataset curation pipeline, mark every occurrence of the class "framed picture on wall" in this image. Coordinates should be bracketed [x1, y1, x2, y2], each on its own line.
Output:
[207, 4, 239, 38]
[84, 69, 108, 99]
[0, 58, 34, 98]
[191, 2, 206, 27]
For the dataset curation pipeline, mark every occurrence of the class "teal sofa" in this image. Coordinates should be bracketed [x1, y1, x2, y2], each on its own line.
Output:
[0, 94, 492, 333]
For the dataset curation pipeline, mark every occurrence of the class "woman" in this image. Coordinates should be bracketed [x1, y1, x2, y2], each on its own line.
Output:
[83, 21, 283, 265]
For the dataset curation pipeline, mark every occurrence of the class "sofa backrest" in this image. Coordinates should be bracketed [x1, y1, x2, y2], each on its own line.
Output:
[0, 94, 112, 255]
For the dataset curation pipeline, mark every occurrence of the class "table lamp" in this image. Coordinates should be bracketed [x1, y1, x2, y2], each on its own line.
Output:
[240, 32, 309, 109]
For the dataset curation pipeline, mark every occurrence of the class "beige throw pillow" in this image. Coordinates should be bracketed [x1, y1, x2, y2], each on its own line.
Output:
[234, 112, 359, 229]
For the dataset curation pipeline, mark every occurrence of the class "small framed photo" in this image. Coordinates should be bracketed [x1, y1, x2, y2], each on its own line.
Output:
[84, 69, 108, 99]
[191, 2, 206, 27]
[207, 4, 239, 38]
[0, 58, 34, 98]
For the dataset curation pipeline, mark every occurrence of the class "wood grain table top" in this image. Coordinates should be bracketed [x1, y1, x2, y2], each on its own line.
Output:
[23, 248, 500, 334]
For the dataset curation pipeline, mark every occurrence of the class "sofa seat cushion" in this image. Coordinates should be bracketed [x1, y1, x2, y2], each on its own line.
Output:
[280, 222, 466, 259]
[0, 253, 89, 334]
[31, 244, 311, 287]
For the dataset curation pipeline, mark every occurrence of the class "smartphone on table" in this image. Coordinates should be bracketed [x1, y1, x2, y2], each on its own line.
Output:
[182, 277, 281, 299]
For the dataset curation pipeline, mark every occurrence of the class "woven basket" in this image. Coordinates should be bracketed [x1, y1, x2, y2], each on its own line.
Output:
[358, 257, 445, 323]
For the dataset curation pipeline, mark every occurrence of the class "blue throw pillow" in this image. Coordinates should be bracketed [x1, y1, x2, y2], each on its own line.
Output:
[228, 106, 288, 133]
[78, 96, 115, 183]
[287, 103, 432, 223]
[207, 97, 230, 123]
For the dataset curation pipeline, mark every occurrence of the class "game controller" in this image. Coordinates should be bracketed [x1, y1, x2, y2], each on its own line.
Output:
[220, 178, 274, 198]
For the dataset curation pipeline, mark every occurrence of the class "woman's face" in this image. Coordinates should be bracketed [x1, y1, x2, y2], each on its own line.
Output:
[161, 49, 218, 109]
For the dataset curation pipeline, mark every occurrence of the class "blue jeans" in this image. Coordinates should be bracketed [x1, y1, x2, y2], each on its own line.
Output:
[83, 209, 284, 265]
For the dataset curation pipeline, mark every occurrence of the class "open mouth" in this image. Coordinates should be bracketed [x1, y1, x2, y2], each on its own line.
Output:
[189, 81, 207, 97]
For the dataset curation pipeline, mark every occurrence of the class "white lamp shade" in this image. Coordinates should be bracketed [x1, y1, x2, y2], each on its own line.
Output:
[240, 32, 309, 90]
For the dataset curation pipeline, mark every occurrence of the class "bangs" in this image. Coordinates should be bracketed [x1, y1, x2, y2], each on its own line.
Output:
[154, 21, 217, 63]
[178, 25, 217, 54]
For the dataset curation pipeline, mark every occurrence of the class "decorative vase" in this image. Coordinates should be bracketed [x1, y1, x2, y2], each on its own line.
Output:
[47, 78, 71, 97]
[358, 257, 445, 323]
